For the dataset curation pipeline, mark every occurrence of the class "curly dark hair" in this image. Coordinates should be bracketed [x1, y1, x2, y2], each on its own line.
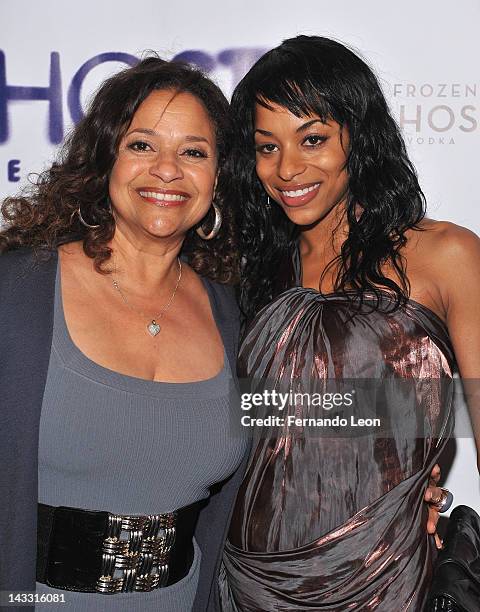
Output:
[0, 56, 238, 284]
[230, 35, 426, 320]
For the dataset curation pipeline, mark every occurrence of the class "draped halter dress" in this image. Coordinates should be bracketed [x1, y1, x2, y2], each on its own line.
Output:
[221, 286, 455, 611]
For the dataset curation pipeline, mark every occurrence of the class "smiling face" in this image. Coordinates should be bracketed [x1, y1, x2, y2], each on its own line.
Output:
[109, 89, 218, 244]
[254, 102, 350, 227]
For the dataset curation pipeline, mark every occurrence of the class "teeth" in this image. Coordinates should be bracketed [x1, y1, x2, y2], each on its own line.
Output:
[282, 183, 320, 198]
[139, 191, 187, 202]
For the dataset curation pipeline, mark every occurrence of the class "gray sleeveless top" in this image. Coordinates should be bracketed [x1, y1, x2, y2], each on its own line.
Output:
[36, 266, 247, 611]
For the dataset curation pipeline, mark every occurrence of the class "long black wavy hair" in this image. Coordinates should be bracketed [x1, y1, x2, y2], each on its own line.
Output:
[231, 35, 426, 320]
[1, 56, 238, 284]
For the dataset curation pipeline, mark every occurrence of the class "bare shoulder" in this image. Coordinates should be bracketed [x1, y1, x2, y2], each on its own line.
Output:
[409, 219, 480, 262]
[408, 219, 480, 312]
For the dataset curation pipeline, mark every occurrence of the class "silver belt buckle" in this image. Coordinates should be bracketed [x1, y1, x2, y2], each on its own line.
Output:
[95, 511, 177, 593]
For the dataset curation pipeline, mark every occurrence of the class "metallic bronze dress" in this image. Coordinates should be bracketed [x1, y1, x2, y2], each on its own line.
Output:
[221, 287, 455, 611]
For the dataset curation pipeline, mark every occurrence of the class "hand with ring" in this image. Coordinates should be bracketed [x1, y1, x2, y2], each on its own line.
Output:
[424, 464, 454, 549]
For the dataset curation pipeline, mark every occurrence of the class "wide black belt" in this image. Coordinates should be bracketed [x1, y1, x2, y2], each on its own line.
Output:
[36, 500, 203, 593]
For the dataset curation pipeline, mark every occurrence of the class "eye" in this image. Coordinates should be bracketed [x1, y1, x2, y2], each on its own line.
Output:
[303, 135, 327, 147]
[182, 148, 208, 159]
[255, 143, 278, 154]
[127, 140, 153, 152]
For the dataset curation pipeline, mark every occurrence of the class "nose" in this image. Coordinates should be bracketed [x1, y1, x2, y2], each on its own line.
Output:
[149, 151, 183, 182]
[277, 148, 306, 182]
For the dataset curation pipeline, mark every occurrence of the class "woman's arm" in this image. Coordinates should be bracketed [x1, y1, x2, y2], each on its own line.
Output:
[410, 222, 480, 546]
[438, 224, 480, 469]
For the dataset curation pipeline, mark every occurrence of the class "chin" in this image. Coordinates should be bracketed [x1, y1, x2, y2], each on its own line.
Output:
[281, 208, 324, 227]
[144, 221, 182, 239]
[282, 201, 341, 227]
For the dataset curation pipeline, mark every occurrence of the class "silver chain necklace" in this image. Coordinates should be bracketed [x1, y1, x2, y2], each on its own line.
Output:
[112, 258, 182, 337]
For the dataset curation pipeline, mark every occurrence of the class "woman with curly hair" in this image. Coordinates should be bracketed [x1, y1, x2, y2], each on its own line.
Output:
[220, 36, 480, 610]
[0, 58, 248, 611]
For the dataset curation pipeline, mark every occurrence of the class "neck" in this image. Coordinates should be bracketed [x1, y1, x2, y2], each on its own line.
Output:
[109, 228, 183, 289]
[299, 200, 349, 259]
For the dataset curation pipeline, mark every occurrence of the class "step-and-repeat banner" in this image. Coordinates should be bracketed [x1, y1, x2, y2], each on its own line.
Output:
[2, 0, 479, 509]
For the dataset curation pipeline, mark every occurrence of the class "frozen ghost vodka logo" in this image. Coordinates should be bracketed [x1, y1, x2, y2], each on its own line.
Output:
[391, 82, 478, 146]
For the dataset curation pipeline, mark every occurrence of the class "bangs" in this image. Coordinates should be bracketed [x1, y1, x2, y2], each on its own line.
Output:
[254, 78, 333, 123]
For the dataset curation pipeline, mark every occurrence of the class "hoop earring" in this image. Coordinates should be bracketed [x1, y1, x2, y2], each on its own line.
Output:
[196, 202, 222, 240]
[78, 204, 100, 229]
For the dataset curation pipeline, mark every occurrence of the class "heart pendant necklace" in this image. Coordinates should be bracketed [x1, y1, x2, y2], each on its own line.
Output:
[112, 258, 182, 338]
[147, 321, 161, 337]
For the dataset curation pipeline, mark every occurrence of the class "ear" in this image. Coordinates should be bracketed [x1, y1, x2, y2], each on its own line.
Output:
[213, 171, 219, 200]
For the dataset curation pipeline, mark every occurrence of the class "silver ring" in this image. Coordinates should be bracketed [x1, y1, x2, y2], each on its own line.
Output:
[433, 487, 454, 513]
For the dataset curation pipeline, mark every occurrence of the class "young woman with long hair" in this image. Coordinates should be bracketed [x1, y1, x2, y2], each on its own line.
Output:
[221, 36, 480, 611]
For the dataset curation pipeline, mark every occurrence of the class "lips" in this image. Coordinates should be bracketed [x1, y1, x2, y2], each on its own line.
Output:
[277, 182, 321, 207]
[137, 188, 190, 206]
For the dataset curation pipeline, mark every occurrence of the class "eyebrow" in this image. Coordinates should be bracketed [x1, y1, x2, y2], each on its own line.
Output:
[126, 128, 211, 144]
[255, 119, 328, 137]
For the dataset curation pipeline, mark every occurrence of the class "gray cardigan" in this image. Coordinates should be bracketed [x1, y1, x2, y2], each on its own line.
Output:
[0, 248, 246, 612]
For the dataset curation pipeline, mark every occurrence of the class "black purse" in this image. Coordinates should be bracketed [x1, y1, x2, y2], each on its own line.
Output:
[426, 505, 480, 611]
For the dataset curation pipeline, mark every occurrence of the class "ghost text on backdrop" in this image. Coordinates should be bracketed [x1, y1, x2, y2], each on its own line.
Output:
[0, 47, 267, 181]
